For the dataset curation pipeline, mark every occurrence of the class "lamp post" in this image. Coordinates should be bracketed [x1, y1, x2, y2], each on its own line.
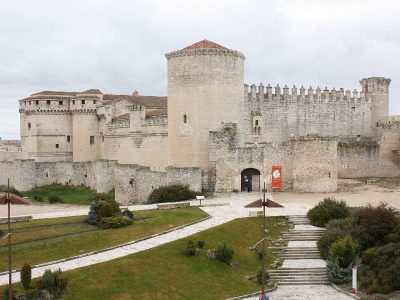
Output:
[6, 179, 12, 300]
[259, 182, 269, 300]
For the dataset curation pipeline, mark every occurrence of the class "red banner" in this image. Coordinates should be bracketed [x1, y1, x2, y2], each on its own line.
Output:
[271, 166, 282, 190]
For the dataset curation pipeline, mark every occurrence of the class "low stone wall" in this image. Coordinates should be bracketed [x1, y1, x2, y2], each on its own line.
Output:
[0, 160, 202, 205]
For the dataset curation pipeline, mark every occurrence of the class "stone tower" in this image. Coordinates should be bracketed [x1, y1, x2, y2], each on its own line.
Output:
[360, 77, 391, 132]
[166, 40, 245, 187]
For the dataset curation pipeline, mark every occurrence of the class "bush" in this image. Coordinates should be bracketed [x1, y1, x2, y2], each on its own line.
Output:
[317, 216, 354, 259]
[38, 269, 68, 297]
[197, 240, 205, 249]
[327, 258, 352, 284]
[48, 194, 64, 204]
[122, 209, 134, 220]
[0, 185, 23, 197]
[307, 198, 349, 227]
[148, 184, 197, 204]
[256, 269, 270, 284]
[98, 203, 113, 220]
[328, 235, 358, 268]
[184, 240, 197, 256]
[98, 216, 133, 229]
[216, 243, 234, 264]
[89, 190, 120, 215]
[353, 202, 398, 250]
[33, 195, 43, 202]
[87, 200, 104, 225]
[20, 263, 32, 291]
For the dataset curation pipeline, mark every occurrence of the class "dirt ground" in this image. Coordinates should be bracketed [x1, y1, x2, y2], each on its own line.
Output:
[272, 178, 400, 210]
[1, 178, 400, 218]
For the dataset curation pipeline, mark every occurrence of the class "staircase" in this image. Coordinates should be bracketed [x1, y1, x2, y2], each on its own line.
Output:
[268, 215, 329, 285]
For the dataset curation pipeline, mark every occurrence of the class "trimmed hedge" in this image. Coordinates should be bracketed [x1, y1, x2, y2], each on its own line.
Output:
[99, 216, 133, 229]
[148, 184, 198, 204]
[307, 198, 349, 227]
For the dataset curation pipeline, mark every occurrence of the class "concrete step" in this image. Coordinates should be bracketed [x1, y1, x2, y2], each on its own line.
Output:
[269, 268, 326, 273]
[278, 281, 330, 285]
[269, 247, 318, 250]
[282, 237, 320, 241]
[278, 255, 322, 259]
[270, 275, 328, 279]
[283, 231, 324, 234]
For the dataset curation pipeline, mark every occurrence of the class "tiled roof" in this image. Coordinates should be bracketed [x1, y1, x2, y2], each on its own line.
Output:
[183, 39, 227, 50]
[103, 95, 167, 108]
[79, 89, 103, 95]
[113, 113, 130, 121]
[145, 108, 167, 118]
[32, 91, 77, 96]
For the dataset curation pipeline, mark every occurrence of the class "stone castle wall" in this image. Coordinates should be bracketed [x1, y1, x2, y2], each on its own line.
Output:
[0, 159, 201, 204]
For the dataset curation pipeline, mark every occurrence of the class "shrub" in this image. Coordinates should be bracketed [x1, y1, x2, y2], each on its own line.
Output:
[20, 263, 32, 291]
[89, 190, 120, 215]
[48, 194, 64, 204]
[0, 185, 23, 197]
[98, 202, 113, 220]
[256, 269, 270, 284]
[328, 235, 358, 268]
[327, 258, 352, 284]
[353, 203, 398, 250]
[307, 198, 349, 227]
[33, 195, 43, 202]
[122, 209, 134, 220]
[360, 243, 400, 293]
[98, 216, 133, 229]
[216, 243, 234, 264]
[317, 216, 354, 259]
[184, 240, 197, 256]
[87, 200, 105, 225]
[197, 240, 205, 249]
[148, 184, 197, 204]
[39, 269, 68, 297]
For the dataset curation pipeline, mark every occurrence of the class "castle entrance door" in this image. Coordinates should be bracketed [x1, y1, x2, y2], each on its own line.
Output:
[241, 168, 261, 192]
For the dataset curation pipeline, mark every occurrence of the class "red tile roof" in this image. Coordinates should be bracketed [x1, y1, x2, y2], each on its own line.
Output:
[103, 95, 167, 108]
[183, 39, 227, 50]
[145, 108, 167, 118]
[113, 113, 130, 121]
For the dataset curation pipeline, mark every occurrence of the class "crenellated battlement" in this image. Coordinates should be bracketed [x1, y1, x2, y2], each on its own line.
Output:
[244, 83, 371, 103]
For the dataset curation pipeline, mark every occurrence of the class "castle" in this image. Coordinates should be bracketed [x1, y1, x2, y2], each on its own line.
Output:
[1, 40, 399, 204]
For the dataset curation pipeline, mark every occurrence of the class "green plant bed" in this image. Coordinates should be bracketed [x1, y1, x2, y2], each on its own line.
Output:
[51, 217, 288, 299]
[0, 207, 208, 272]
[23, 183, 100, 205]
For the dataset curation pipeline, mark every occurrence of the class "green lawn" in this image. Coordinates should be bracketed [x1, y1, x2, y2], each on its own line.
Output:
[53, 216, 288, 299]
[0, 207, 208, 272]
[22, 184, 99, 205]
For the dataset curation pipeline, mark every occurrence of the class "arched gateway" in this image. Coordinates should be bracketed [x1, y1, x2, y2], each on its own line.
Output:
[241, 168, 261, 192]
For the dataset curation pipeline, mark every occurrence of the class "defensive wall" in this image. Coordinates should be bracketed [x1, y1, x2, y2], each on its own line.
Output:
[0, 159, 201, 205]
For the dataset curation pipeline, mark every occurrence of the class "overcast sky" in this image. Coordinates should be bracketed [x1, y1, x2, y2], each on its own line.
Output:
[1, 0, 399, 139]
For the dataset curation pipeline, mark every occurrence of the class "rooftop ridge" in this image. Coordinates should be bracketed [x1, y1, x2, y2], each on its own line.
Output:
[183, 39, 227, 50]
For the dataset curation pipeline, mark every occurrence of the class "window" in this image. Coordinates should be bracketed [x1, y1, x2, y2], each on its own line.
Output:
[93, 100, 97, 104]
[29, 101, 31, 105]
[351, 107, 355, 111]
[28, 122, 31, 130]
[183, 114, 187, 123]
[55, 144, 59, 148]
[59, 101, 63, 105]
[46, 100, 50, 105]
[72, 100, 75, 105]
[36, 100, 39, 105]
[255, 120, 259, 126]
[82, 100, 85, 105]
[67, 135, 71, 142]
[89, 136, 94, 145]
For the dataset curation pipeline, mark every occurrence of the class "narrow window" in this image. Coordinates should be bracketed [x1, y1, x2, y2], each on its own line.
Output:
[255, 120, 259, 126]
[82, 100, 85, 105]
[59, 101, 63, 105]
[29, 101, 31, 105]
[72, 100, 75, 105]
[36, 100, 39, 105]
[93, 100, 97, 104]
[28, 122, 31, 130]
[67, 135, 71, 142]
[90, 136, 94, 145]
[46, 100, 50, 105]
[183, 114, 187, 123]
[55, 144, 59, 148]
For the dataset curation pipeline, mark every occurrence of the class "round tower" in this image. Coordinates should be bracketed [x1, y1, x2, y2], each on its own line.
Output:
[360, 77, 391, 129]
[166, 40, 245, 183]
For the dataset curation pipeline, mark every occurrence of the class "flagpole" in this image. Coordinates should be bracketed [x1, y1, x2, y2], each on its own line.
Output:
[7, 178, 12, 299]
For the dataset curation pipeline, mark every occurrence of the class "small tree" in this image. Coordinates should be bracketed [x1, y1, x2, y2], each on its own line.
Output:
[216, 243, 234, 264]
[20, 263, 32, 291]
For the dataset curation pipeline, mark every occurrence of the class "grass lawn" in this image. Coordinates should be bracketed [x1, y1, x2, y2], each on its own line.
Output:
[0, 207, 208, 272]
[21, 183, 99, 205]
[50, 216, 288, 299]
